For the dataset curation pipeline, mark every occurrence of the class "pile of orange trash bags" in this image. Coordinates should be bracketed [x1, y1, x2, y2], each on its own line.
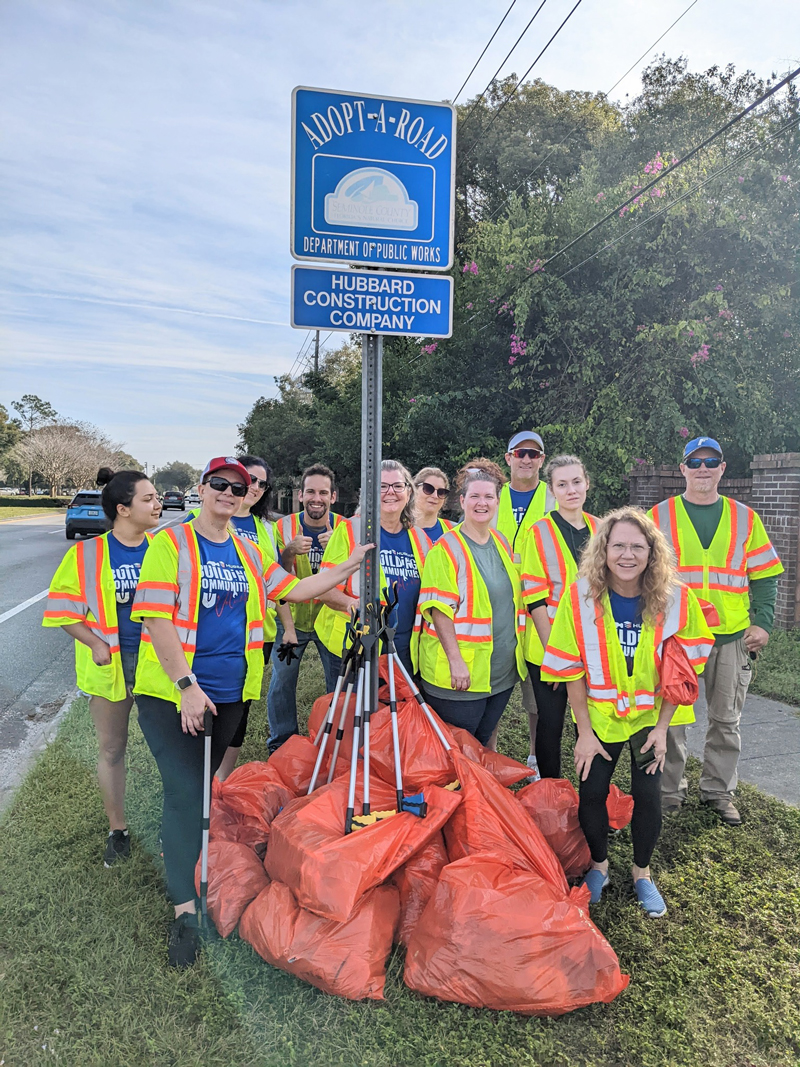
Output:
[196, 659, 631, 1014]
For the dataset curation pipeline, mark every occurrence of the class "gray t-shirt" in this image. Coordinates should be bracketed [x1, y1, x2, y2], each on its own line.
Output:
[425, 533, 518, 701]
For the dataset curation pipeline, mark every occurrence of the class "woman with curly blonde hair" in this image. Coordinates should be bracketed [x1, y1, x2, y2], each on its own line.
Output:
[541, 507, 713, 918]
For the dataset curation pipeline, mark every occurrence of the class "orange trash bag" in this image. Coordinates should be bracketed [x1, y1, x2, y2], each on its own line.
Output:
[308, 689, 389, 765]
[660, 635, 700, 706]
[192, 840, 270, 938]
[240, 880, 399, 1001]
[449, 727, 531, 786]
[265, 775, 461, 922]
[516, 778, 591, 880]
[443, 751, 568, 896]
[220, 762, 293, 834]
[210, 792, 270, 852]
[264, 734, 324, 796]
[607, 783, 634, 830]
[368, 699, 457, 792]
[404, 853, 629, 1015]
[392, 831, 449, 946]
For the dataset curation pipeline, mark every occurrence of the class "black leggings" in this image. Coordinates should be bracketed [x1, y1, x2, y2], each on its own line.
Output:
[228, 641, 273, 749]
[578, 735, 662, 869]
[137, 695, 245, 905]
[527, 661, 569, 778]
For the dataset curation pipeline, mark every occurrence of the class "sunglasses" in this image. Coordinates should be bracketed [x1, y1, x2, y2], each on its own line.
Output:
[417, 481, 448, 499]
[205, 476, 248, 497]
[511, 448, 543, 460]
[685, 457, 722, 469]
[249, 477, 271, 491]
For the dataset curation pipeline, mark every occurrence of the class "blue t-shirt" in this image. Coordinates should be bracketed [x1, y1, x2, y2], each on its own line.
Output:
[107, 534, 149, 653]
[300, 515, 325, 574]
[192, 533, 250, 702]
[509, 487, 536, 528]
[231, 513, 259, 545]
[380, 527, 421, 652]
[423, 519, 448, 544]
[609, 590, 643, 676]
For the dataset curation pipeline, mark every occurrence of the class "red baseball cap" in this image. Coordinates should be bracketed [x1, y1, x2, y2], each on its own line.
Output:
[201, 456, 251, 483]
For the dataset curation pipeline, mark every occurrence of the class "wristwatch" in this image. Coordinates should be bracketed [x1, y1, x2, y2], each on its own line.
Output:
[174, 673, 197, 691]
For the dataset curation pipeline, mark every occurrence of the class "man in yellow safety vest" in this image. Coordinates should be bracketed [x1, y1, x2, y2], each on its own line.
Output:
[650, 436, 783, 825]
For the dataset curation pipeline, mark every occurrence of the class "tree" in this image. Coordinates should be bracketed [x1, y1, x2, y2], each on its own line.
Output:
[11, 422, 123, 496]
[153, 462, 201, 492]
[11, 394, 58, 494]
[0, 405, 22, 483]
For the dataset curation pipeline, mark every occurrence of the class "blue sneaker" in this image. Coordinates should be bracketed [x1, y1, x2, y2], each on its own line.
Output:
[635, 878, 667, 917]
[582, 868, 610, 904]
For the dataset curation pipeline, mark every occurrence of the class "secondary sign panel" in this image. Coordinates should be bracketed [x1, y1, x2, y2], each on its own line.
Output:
[292, 86, 456, 270]
[292, 266, 453, 338]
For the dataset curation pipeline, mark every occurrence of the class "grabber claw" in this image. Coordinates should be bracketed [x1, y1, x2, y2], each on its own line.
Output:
[400, 792, 427, 818]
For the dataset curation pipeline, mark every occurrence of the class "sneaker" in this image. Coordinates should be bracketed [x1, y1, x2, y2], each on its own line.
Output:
[526, 755, 541, 782]
[168, 912, 200, 969]
[701, 797, 742, 826]
[581, 867, 610, 904]
[634, 877, 667, 918]
[103, 829, 130, 868]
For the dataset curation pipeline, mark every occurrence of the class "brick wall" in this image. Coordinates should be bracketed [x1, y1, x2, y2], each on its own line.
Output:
[628, 454, 800, 629]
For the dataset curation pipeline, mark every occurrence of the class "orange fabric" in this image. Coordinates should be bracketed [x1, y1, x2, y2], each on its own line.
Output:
[449, 728, 531, 786]
[193, 840, 270, 938]
[660, 636, 700, 706]
[308, 690, 389, 766]
[606, 784, 634, 830]
[404, 854, 629, 1015]
[516, 779, 591, 880]
[240, 881, 399, 1001]
[264, 776, 461, 923]
[220, 762, 293, 834]
[392, 832, 449, 946]
[368, 699, 456, 792]
[263, 734, 322, 796]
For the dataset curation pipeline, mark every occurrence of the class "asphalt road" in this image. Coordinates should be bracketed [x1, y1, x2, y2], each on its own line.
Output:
[0, 509, 185, 809]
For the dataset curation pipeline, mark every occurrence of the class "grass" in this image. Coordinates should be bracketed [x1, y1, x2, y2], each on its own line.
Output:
[1, 651, 799, 1067]
[750, 628, 800, 708]
[0, 507, 65, 520]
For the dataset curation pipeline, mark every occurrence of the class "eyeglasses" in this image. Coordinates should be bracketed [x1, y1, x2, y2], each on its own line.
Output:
[380, 482, 408, 496]
[205, 477, 248, 497]
[608, 542, 650, 555]
[511, 448, 543, 460]
[685, 457, 722, 469]
[417, 481, 448, 499]
[249, 478, 270, 490]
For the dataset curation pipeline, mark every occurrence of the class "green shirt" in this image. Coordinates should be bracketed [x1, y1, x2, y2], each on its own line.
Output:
[681, 495, 778, 644]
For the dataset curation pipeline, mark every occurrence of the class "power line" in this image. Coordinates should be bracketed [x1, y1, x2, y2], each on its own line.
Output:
[457, 0, 550, 132]
[485, 0, 702, 221]
[453, 0, 520, 105]
[461, 0, 587, 161]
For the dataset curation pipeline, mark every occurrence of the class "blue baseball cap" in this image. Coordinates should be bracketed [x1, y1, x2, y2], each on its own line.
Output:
[683, 436, 723, 461]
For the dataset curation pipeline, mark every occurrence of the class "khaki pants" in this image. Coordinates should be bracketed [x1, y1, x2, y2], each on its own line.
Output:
[662, 637, 752, 804]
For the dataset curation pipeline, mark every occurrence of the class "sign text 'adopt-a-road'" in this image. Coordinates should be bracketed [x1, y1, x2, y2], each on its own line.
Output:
[292, 87, 455, 270]
[292, 267, 453, 337]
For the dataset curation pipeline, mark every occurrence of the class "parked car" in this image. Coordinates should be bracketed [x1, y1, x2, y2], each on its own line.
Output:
[161, 490, 185, 511]
[65, 490, 109, 540]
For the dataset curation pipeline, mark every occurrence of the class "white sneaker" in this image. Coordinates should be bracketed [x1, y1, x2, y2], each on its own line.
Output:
[526, 755, 541, 782]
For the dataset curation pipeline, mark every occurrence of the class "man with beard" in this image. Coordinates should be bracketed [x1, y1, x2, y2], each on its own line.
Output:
[267, 464, 349, 753]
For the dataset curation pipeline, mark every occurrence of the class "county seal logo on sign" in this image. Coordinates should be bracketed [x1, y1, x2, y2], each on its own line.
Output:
[291, 87, 455, 271]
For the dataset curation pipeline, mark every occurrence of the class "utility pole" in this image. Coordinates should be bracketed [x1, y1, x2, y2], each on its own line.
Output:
[313, 330, 320, 373]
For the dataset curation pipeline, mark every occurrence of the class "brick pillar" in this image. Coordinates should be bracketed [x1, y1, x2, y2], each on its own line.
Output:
[750, 453, 800, 629]
[628, 464, 665, 509]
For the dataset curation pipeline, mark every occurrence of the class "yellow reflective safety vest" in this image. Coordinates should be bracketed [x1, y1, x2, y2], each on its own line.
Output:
[42, 531, 153, 701]
[188, 508, 281, 641]
[314, 517, 429, 656]
[541, 577, 714, 742]
[275, 511, 347, 632]
[131, 521, 299, 708]
[413, 528, 526, 694]
[520, 512, 599, 665]
[495, 481, 550, 566]
[650, 495, 783, 635]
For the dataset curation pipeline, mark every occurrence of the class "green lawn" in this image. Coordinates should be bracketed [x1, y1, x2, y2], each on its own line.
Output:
[0, 507, 65, 520]
[1, 652, 799, 1067]
[750, 628, 800, 708]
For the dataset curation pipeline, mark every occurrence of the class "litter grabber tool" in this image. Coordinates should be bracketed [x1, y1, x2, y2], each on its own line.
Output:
[344, 631, 369, 834]
[312, 610, 360, 750]
[307, 615, 361, 794]
[381, 583, 406, 811]
[360, 601, 385, 819]
[199, 706, 214, 932]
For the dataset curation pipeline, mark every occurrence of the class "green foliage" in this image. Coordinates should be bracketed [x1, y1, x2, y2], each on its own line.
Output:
[153, 461, 201, 492]
[0, 495, 68, 508]
[750, 629, 800, 706]
[10, 393, 58, 432]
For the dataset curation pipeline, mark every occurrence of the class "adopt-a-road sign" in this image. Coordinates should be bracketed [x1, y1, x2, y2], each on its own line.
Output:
[291, 86, 455, 271]
[292, 266, 453, 338]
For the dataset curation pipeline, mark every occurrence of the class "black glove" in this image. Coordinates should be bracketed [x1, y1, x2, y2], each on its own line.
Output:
[277, 641, 300, 663]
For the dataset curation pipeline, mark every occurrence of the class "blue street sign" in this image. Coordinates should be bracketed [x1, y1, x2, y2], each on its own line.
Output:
[292, 266, 453, 338]
[292, 87, 455, 270]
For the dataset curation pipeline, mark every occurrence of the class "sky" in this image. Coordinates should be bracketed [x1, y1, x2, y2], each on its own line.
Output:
[1, 0, 798, 472]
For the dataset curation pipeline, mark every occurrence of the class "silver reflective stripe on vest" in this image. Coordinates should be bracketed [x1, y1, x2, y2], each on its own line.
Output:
[727, 500, 750, 572]
[173, 527, 198, 649]
[660, 587, 683, 641]
[538, 521, 564, 602]
[80, 537, 117, 646]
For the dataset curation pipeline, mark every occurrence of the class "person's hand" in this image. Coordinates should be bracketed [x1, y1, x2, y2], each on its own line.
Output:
[548, 680, 561, 691]
[180, 685, 217, 736]
[743, 625, 769, 653]
[346, 542, 376, 570]
[287, 533, 313, 556]
[91, 643, 112, 666]
[282, 626, 298, 646]
[318, 528, 333, 549]
[639, 726, 668, 774]
[574, 731, 611, 781]
[449, 656, 471, 692]
[277, 641, 300, 663]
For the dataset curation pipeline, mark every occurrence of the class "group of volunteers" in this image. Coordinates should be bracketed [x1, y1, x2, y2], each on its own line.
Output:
[44, 429, 783, 966]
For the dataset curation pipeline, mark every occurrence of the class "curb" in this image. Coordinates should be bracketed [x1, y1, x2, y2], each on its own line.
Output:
[0, 689, 77, 819]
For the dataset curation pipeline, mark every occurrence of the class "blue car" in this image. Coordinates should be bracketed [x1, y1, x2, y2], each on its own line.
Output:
[65, 490, 109, 540]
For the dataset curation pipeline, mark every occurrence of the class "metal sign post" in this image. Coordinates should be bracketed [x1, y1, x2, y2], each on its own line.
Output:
[360, 332, 382, 716]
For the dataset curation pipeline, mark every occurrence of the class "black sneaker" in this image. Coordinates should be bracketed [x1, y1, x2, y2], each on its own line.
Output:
[103, 829, 130, 868]
[168, 913, 200, 969]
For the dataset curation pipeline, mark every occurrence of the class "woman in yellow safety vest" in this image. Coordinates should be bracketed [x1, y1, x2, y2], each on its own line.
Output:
[541, 507, 713, 918]
[520, 455, 598, 780]
[315, 459, 429, 675]
[131, 456, 370, 968]
[43, 467, 162, 868]
[413, 468, 526, 745]
[413, 466, 456, 544]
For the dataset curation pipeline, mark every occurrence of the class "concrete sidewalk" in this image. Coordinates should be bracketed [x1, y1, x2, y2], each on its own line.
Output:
[687, 685, 800, 807]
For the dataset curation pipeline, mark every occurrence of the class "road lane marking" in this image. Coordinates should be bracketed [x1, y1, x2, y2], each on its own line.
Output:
[0, 589, 49, 625]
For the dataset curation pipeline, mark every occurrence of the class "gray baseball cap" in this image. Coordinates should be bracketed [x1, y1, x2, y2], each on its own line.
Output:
[507, 431, 544, 452]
